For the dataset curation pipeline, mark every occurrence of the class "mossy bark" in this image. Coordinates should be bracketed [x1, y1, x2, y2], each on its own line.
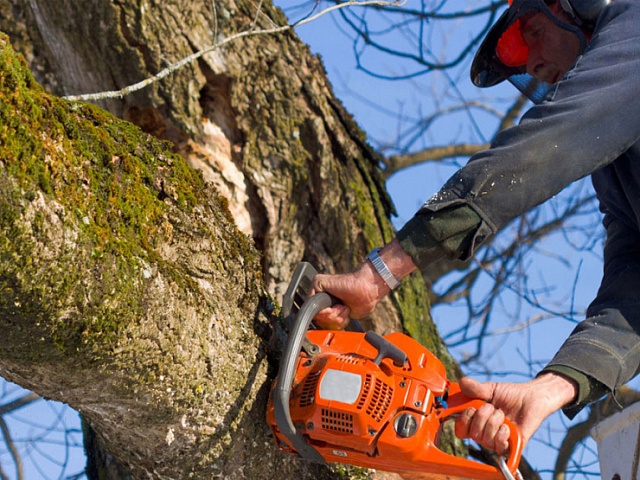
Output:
[0, 0, 461, 477]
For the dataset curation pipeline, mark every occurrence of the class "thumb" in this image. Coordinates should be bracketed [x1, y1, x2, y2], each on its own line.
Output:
[459, 376, 495, 402]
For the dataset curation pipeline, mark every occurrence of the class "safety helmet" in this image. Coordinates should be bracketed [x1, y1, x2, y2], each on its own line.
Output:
[470, 0, 609, 103]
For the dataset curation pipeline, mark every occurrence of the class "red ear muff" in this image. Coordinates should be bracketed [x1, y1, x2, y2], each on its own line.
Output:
[496, 19, 529, 67]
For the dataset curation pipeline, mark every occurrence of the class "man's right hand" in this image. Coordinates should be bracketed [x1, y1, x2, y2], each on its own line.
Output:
[310, 239, 418, 329]
[454, 372, 579, 455]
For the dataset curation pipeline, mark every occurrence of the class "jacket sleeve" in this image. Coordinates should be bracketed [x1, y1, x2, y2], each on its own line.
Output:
[414, 0, 640, 259]
[544, 216, 640, 406]
[396, 205, 481, 270]
[394, 0, 640, 416]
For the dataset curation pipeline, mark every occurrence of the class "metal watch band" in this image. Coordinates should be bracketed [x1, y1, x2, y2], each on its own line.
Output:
[366, 248, 401, 290]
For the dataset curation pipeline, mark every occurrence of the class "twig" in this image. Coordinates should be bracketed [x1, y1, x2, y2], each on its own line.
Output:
[0, 392, 40, 415]
[63, 0, 404, 102]
[0, 417, 23, 480]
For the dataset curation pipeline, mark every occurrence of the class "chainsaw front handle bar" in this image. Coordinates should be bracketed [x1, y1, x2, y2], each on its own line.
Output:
[275, 262, 365, 462]
[273, 291, 331, 463]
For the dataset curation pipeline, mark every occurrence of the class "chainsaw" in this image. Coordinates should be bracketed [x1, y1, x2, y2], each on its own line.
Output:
[266, 262, 524, 479]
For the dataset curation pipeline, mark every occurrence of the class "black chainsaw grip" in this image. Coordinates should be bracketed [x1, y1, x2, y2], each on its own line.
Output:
[281, 262, 318, 322]
[273, 292, 331, 464]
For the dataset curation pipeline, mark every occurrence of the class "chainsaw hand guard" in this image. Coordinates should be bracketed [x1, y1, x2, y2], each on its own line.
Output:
[267, 262, 524, 479]
[273, 290, 331, 464]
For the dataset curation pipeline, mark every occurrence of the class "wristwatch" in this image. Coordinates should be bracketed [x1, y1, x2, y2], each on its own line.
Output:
[367, 248, 401, 290]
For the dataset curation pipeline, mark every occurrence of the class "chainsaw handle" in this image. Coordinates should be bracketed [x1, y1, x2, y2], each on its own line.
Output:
[441, 382, 524, 475]
[273, 291, 332, 463]
[282, 262, 318, 321]
[282, 261, 363, 332]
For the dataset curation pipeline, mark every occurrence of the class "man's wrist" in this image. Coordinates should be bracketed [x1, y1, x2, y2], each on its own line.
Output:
[366, 248, 401, 290]
[375, 239, 417, 279]
[534, 371, 579, 411]
[359, 239, 417, 299]
[539, 365, 609, 419]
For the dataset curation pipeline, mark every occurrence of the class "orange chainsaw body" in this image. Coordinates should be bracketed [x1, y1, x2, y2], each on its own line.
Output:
[266, 263, 522, 479]
[267, 330, 522, 479]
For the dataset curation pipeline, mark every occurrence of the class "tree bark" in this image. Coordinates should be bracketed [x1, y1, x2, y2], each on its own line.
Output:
[0, 0, 457, 478]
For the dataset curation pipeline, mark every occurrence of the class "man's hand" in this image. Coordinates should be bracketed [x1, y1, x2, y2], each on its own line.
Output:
[454, 373, 579, 455]
[310, 239, 417, 329]
[310, 267, 385, 329]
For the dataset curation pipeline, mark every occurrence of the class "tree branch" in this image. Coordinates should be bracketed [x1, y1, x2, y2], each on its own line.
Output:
[0, 392, 40, 415]
[384, 143, 489, 178]
[63, 0, 403, 102]
[0, 417, 23, 480]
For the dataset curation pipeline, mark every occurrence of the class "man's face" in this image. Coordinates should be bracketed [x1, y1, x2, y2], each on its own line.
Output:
[520, 2, 582, 84]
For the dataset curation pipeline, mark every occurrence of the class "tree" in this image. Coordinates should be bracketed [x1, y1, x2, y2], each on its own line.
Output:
[0, 0, 452, 478]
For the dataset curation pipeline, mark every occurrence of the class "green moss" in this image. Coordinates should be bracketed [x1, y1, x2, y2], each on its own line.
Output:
[330, 464, 372, 480]
[343, 151, 458, 381]
[395, 273, 457, 377]
[349, 181, 379, 250]
[0, 35, 221, 356]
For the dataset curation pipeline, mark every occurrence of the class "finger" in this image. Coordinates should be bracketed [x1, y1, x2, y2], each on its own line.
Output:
[459, 376, 495, 402]
[307, 278, 326, 301]
[313, 304, 350, 330]
[495, 424, 511, 456]
[311, 275, 335, 296]
[313, 306, 346, 324]
[468, 403, 496, 445]
[480, 407, 505, 451]
[454, 407, 476, 439]
[326, 306, 350, 330]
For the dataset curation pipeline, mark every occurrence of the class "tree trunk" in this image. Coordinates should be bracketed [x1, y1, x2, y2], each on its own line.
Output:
[0, 1, 457, 478]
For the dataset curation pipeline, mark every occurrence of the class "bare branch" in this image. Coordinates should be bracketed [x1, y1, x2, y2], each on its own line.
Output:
[0, 392, 39, 415]
[63, 0, 404, 102]
[384, 142, 489, 178]
[0, 392, 40, 480]
[497, 94, 529, 132]
[434, 188, 599, 362]
[0, 417, 23, 480]
[382, 92, 529, 177]
[331, 0, 504, 80]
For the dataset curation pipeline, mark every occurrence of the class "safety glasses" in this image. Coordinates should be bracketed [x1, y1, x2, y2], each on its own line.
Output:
[496, 0, 557, 67]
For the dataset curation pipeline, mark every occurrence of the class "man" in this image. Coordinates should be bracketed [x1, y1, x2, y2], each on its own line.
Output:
[311, 0, 640, 455]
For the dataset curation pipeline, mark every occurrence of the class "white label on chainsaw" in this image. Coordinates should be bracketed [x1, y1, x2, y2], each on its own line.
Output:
[319, 369, 362, 404]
